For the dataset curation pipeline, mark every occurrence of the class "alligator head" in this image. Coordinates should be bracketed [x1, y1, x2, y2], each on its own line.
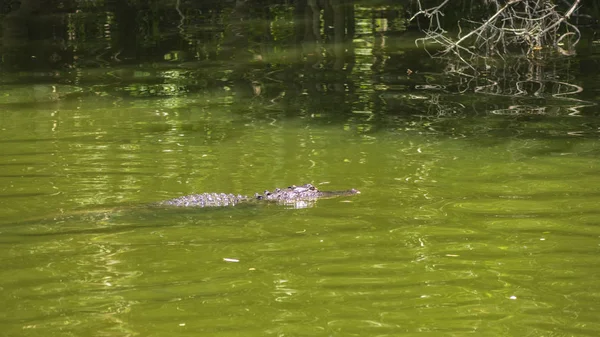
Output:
[255, 183, 360, 208]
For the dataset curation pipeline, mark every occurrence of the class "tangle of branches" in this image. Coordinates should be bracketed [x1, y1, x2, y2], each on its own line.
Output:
[410, 0, 581, 71]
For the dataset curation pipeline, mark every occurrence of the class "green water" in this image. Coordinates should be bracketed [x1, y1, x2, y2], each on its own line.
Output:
[2, 1, 600, 333]
[2, 89, 600, 336]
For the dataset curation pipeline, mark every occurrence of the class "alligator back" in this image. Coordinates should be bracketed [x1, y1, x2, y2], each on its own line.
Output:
[159, 193, 249, 207]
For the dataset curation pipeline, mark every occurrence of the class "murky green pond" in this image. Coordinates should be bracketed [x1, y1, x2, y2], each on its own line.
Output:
[2, 2, 600, 336]
[2, 87, 600, 336]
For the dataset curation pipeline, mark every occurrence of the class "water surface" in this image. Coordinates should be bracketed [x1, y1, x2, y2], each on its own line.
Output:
[2, 96, 600, 336]
[2, 2, 600, 336]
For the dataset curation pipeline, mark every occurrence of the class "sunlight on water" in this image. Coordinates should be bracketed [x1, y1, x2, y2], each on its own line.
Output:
[2, 30, 600, 335]
[2, 94, 600, 336]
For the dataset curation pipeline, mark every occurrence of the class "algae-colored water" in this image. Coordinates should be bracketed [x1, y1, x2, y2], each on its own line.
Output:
[2, 91, 600, 336]
[2, 2, 600, 336]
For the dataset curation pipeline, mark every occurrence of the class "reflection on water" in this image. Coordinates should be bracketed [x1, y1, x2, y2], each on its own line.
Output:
[2, 105, 600, 335]
[1, 2, 600, 336]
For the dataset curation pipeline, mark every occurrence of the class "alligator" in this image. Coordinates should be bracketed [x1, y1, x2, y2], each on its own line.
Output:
[159, 183, 360, 208]
[13, 184, 360, 226]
